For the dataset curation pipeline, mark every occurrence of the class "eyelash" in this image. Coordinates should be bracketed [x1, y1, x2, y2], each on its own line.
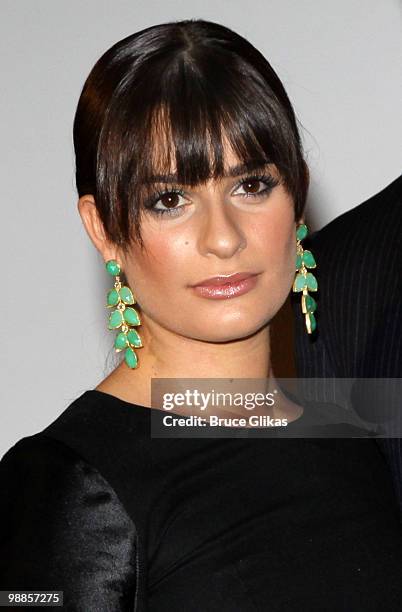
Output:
[145, 173, 280, 217]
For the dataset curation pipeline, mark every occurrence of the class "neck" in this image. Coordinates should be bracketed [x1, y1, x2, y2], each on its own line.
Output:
[97, 317, 303, 420]
[140, 316, 271, 379]
[100, 316, 273, 406]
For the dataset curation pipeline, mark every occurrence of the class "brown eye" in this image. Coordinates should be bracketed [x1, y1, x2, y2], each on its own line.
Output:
[160, 193, 180, 208]
[148, 189, 189, 217]
[243, 179, 261, 194]
[233, 173, 279, 199]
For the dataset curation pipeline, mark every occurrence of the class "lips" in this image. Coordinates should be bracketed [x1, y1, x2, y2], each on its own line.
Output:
[192, 272, 258, 287]
[191, 273, 260, 300]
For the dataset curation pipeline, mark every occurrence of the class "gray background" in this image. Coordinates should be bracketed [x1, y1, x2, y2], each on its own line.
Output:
[1, 0, 401, 455]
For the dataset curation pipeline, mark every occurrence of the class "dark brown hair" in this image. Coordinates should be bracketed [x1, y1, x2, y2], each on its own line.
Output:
[73, 18, 309, 253]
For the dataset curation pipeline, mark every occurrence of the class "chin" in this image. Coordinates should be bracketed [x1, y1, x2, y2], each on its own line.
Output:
[185, 314, 271, 343]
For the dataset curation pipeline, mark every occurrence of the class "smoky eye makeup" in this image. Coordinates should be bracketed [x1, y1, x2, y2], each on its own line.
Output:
[142, 170, 281, 217]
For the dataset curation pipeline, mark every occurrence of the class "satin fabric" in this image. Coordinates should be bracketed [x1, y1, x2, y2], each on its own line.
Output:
[0, 435, 137, 610]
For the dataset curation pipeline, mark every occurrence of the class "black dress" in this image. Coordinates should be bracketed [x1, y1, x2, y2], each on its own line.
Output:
[1, 389, 402, 611]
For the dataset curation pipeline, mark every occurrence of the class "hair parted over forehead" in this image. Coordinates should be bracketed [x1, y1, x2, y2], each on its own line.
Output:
[73, 18, 309, 253]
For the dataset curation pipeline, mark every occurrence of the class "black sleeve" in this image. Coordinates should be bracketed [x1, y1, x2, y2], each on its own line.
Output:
[0, 434, 138, 611]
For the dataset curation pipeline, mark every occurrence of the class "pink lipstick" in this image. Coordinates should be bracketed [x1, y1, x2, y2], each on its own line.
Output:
[191, 272, 260, 300]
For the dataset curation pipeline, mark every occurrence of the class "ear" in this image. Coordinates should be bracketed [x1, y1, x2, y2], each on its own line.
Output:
[77, 195, 118, 263]
[303, 160, 310, 188]
[296, 161, 310, 225]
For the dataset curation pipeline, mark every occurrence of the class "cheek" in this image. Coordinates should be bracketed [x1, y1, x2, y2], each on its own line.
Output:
[266, 225, 295, 273]
[247, 205, 296, 318]
[123, 233, 189, 301]
[150, 235, 190, 279]
[253, 206, 296, 276]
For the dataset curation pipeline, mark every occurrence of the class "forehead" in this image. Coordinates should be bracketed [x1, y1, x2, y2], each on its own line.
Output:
[149, 120, 236, 167]
[148, 129, 272, 183]
[138, 103, 279, 190]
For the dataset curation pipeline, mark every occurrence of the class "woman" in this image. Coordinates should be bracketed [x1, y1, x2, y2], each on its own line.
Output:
[1, 18, 402, 611]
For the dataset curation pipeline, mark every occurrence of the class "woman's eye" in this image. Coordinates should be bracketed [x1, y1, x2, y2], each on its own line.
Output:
[236, 179, 263, 196]
[233, 175, 278, 198]
[146, 173, 279, 217]
[149, 190, 189, 216]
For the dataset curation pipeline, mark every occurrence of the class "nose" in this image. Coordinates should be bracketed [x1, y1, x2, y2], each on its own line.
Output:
[197, 198, 246, 259]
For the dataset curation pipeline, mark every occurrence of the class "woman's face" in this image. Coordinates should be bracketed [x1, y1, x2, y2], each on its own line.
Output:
[119, 143, 298, 343]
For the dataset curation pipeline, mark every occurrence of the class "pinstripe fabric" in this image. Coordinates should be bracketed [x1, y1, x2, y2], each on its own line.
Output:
[292, 174, 402, 511]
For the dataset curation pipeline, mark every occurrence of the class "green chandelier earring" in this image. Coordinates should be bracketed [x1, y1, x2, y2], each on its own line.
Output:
[292, 223, 318, 334]
[105, 259, 143, 369]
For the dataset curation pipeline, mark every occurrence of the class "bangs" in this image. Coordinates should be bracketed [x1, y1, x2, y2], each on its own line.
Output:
[76, 20, 308, 251]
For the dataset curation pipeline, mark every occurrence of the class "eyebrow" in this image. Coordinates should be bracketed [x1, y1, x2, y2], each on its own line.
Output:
[146, 160, 273, 184]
